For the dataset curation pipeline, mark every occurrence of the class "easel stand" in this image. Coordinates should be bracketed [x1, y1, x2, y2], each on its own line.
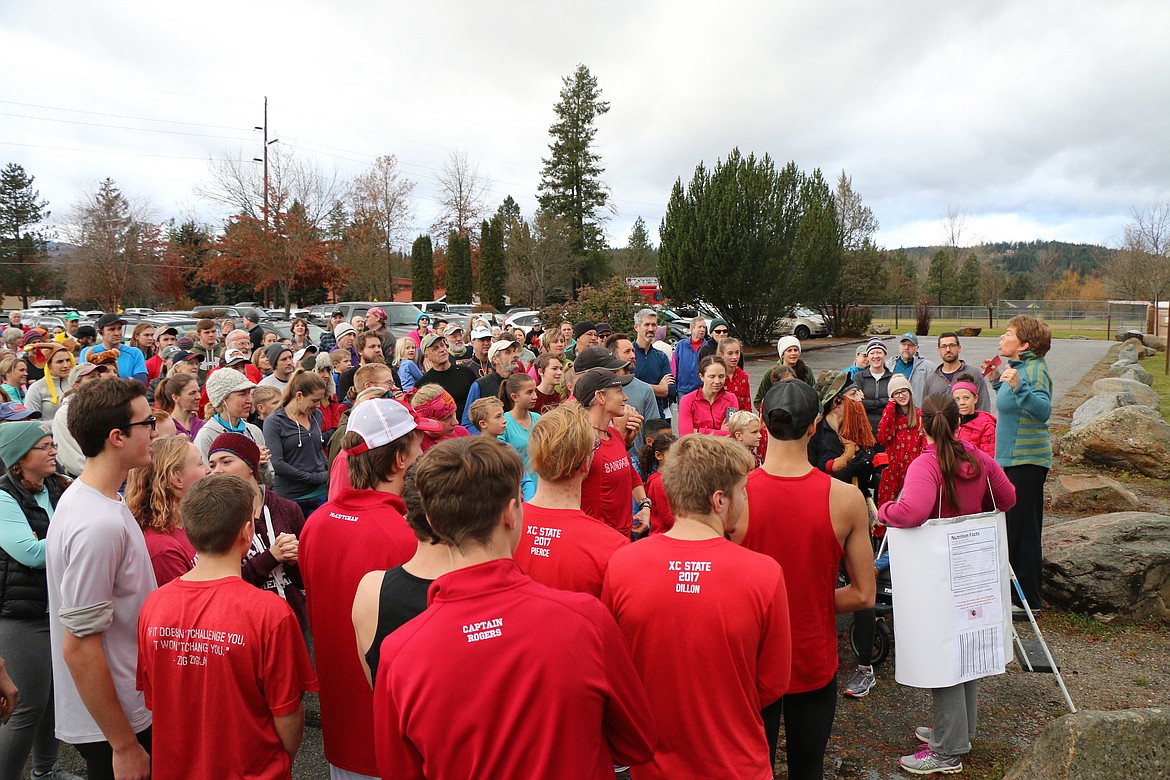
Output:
[1008, 565, 1077, 713]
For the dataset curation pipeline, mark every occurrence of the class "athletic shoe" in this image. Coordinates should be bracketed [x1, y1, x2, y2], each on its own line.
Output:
[915, 726, 933, 744]
[898, 746, 962, 775]
[613, 765, 629, 773]
[30, 767, 84, 780]
[843, 664, 875, 698]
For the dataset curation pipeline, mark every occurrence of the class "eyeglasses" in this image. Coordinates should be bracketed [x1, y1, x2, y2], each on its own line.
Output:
[30, 442, 58, 452]
[123, 416, 158, 434]
[712, 328, 728, 335]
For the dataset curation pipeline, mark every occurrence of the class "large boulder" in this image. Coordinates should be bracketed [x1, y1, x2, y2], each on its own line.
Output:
[1059, 405, 1170, 478]
[1091, 377, 1160, 408]
[1142, 333, 1167, 351]
[1106, 361, 1153, 384]
[1048, 474, 1142, 514]
[1120, 365, 1154, 386]
[1116, 342, 1140, 364]
[955, 326, 982, 337]
[1115, 329, 1143, 342]
[1043, 512, 1170, 623]
[868, 323, 890, 335]
[1004, 708, 1170, 779]
[1070, 392, 1139, 430]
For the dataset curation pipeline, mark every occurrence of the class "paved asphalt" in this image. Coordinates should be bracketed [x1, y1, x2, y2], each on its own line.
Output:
[745, 335, 1114, 407]
[51, 336, 1113, 779]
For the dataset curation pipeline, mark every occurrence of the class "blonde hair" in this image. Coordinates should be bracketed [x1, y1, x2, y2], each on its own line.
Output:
[660, 434, 753, 516]
[0, 355, 26, 384]
[393, 337, 416, 364]
[250, 385, 282, 407]
[726, 410, 759, 438]
[125, 435, 195, 534]
[280, 368, 327, 408]
[468, 397, 503, 429]
[410, 384, 444, 408]
[527, 402, 590, 482]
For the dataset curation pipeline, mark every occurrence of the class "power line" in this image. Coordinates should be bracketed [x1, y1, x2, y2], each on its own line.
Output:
[0, 99, 250, 132]
[0, 140, 233, 163]
[0, 111, 256, 142]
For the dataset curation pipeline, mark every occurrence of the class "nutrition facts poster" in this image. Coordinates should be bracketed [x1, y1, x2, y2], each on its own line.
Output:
[888, 512, 1012, 688]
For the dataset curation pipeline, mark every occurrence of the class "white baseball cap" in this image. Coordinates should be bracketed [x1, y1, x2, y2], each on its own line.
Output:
[470, 327, 493, 340]
[345, 398, 442, 455]
[222, 348, 248, 366]
[487, 340, 518, 361]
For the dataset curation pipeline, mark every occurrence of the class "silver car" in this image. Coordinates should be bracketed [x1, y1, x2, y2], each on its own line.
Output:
[775, 307, 829, 340]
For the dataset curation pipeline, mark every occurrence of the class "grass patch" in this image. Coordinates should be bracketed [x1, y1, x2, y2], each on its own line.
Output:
[1043, 611, 1127, 637]
[1148, 360, 1170, 421]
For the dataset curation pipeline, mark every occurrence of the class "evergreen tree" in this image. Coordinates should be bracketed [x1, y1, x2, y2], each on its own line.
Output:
[497, 196, 522, 250]
[885, 249, 920, 307]
[479, 216, 507, 311]
[622, 216, 656, 276]
[537, 64, 612, 291]
[659, 149, 841, 345]
[411, 234, 434, 301]
[926, 249, 957, 306]
[956, 253, 982, 305]
[445, 231, 472, 304]
[0, 163, 54, 308]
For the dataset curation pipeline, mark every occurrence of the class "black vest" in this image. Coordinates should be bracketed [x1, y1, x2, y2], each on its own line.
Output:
[0, 473, 68, 620]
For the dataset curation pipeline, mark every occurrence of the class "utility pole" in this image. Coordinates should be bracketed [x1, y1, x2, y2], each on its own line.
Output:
[254, 97, 278, 307]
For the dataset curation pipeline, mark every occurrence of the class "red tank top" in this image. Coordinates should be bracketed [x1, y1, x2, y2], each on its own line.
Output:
[743, 467, 844, 693]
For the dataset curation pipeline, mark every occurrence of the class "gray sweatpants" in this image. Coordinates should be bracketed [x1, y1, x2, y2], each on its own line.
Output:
[929, 679, 979, 756]
[0, 617, 61, 776]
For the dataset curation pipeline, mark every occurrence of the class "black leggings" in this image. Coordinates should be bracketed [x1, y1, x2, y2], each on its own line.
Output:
[852, 608, 875, 666]
[762, 675, 837, 780]
[74, 727, 152, 780]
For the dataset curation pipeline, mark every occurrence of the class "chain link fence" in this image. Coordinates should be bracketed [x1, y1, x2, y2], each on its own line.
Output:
[867, 300, 1153, 339]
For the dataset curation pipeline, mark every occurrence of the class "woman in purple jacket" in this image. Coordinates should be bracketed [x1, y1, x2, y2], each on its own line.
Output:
[879, 393, 1016, 776]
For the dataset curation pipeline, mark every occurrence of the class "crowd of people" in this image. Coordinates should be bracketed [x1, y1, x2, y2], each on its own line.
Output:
[0, 302, 1055, 779]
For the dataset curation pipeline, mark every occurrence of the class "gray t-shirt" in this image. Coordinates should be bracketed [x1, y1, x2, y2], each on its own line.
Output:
[258, 374, 288, 393]
[47, 480, 156, 742]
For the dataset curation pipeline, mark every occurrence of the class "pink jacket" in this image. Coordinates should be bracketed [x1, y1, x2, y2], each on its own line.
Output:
[879, 441, 1017, 527]
[678, 389, 738, 436]
[956, 411, 997, 458]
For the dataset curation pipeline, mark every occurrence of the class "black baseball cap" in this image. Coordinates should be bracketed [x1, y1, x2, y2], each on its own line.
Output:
[172, 350, 201, 364]
[95, 313, 127, 330]
[574, 345, 628, 372]
[75, 325, 97, 339]
[761, 380, 820, 439]
[574, 368, 632, 406]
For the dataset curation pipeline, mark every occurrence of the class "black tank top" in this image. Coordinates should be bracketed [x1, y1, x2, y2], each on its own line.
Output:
[364, 566, 432, 679]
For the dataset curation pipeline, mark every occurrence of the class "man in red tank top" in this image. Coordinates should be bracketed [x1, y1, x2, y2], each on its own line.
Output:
[731, 380, 875, 780]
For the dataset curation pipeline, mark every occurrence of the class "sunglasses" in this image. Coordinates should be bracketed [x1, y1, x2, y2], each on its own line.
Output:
[123, 416, 158, 434]
[712, 328, 729, 335]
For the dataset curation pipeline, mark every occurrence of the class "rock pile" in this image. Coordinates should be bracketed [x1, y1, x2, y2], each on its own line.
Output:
[1004, 708, 1170, 779]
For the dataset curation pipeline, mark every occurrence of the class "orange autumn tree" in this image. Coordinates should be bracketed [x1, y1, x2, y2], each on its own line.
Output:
[203, 194, 348, 310]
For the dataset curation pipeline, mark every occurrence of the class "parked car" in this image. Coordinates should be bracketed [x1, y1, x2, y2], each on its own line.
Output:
[501, 310, 542, 335]
[415, 301, 450, 315]
[775, 307, 829, 340]
[190, 305, 273, 322]
[306, 304, 333, 325]
[123, 307, 157, 317]
[330, 302, 426, 340]
[30, 299, 66, 309]
[655, 309, 691, 344]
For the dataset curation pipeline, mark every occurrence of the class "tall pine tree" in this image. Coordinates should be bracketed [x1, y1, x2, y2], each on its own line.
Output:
[537, 64, 611, 291]
[0, 163, 55, 308]
[479, 216, 507, 311]
[411, 234, 434, 301]
[445, 232, 472, 304]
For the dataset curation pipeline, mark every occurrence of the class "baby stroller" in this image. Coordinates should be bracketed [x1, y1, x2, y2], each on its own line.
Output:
[848, 518, 894, 666]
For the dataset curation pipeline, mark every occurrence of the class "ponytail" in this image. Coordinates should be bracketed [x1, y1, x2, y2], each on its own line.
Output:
[921, 394, 979, 514]
[280, 368, 327, 408]
[498, 373, 535, 413]
[638, 433, 676, 476]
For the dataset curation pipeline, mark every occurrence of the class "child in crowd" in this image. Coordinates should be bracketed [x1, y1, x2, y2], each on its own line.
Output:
[718, 338, 753, 411]
[136, 474, 317, 779]
[532, 353, 566, 413]
[727, 409, 763, 467]
[250, 385, 283, 424]
[638, 432, 676, 536]
[876, 375, 925, 507]
[410, 385, 469, 451]
[952, 375, 997, 457]
[467, 397, 536, 500]
[498, 373, 541, 481]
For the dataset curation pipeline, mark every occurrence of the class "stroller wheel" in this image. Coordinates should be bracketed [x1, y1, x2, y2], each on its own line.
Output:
[850, 617, 892, 667]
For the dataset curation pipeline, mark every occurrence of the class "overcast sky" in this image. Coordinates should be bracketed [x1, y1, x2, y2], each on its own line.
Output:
[2, 0, 1166, 254]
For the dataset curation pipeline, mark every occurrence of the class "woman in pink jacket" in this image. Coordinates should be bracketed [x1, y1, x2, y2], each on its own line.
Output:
[677, 356, 738, 436]
[878, 394, 1016, 776]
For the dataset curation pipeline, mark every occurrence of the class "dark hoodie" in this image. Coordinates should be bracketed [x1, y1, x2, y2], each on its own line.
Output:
[262, 407, 327, 500]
